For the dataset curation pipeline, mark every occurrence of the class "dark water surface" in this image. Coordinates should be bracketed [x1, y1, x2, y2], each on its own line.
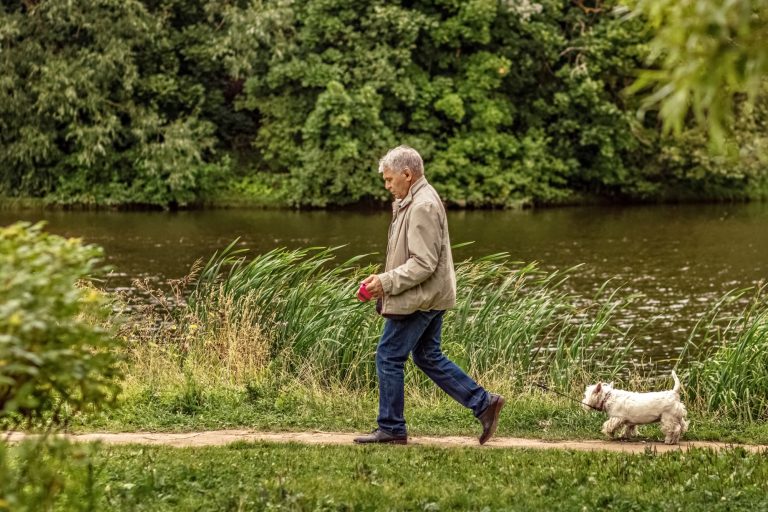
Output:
[3, 203, 767, 363]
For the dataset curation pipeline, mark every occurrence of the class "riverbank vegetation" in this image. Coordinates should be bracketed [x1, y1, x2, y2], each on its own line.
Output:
[72, 242, 768, 443]
[2, 223, 766, 440]
[2, 0, 768, 209]
[4, 223, 768, 510]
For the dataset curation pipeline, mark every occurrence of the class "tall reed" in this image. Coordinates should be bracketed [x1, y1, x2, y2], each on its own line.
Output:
[182, 244, 636, 390]
[187, 243, 381, 386]
[684, 285, 768, 421]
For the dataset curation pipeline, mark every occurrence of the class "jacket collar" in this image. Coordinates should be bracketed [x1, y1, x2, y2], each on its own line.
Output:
[395, 176, 427, 210]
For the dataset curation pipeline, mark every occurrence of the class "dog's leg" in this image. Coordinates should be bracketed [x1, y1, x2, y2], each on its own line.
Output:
[661, 415, 681, 445]
[667, 424, 682, 445]
[678, 404, 690, 434]
[621, 424, 637, 440]
[601, 417, 625, 439]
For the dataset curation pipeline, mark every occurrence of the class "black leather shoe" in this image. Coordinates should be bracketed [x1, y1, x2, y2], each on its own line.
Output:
[478, 393, 505, 445]
[353, 428, 408, 445]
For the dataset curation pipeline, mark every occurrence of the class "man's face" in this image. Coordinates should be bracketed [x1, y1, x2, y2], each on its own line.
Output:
[382, 167, 413, 200]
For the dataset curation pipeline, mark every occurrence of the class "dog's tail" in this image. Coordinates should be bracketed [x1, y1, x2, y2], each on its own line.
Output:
[671, 370, 681, 394]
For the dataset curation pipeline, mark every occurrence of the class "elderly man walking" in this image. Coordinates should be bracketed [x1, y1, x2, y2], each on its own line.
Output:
[354, 145, 505, 445]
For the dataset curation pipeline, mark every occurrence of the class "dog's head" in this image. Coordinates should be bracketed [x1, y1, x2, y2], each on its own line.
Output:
[582, 381, 613, 412]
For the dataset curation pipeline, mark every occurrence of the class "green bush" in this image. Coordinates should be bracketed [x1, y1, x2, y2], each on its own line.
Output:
[0, 439, 100, 512]
[0, 222, 122, 426]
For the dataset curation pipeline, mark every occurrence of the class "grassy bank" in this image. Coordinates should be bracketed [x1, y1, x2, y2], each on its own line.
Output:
[2, 193, 767, 212]
[83, 245, 633, 434]
[63, 246, 768, 445]
[5, 243, 768, 511]
[0, 197, 49, 211]
[76, 377, 768, 444]
[4, 441, 768, 511]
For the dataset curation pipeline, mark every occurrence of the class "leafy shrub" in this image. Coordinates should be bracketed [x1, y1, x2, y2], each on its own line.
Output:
[0, 439, 101, 512]
[0, 222, 122, 426]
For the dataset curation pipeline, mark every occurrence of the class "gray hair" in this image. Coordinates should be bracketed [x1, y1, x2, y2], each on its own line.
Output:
[378, 145, 424, 177]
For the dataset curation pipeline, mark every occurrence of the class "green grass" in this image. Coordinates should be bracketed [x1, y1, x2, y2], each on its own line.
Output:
[0, 197, 49, 210]
[7, 244, 768, 511]
[71, 375, 768, 445]
[4, 441, 768, 511]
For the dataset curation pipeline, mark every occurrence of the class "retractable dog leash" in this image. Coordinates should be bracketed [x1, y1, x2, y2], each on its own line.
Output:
[532, 382, 603, 411]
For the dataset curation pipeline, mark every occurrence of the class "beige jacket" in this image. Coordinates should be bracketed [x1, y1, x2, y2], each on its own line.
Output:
[377, 177, 456, 315]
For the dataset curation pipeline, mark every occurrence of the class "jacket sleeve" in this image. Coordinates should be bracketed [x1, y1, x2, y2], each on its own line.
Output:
[377, 201, 442, 296]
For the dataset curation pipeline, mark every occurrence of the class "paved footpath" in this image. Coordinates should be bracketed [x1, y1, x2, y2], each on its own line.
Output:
[6, 430, 767, 454]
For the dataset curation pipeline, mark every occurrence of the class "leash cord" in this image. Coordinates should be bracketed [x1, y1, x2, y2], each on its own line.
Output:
[532, 382, 603, 411]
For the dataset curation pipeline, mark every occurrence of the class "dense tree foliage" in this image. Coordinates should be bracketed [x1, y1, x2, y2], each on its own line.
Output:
[0, 0, 236, 206]
[628, 0, 768, 146]
[1, 0, 766, 208]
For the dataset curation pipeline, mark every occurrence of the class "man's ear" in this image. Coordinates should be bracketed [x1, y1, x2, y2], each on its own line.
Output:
[403, 168, 413, 182]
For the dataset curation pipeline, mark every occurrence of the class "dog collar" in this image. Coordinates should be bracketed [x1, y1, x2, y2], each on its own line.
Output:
[597, 392, 611, 411]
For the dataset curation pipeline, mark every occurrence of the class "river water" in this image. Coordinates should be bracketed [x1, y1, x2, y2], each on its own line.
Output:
[3, 203, 767, 363]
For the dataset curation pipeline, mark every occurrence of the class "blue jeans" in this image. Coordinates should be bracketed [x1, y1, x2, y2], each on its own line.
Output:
[376, 309, 490, 436]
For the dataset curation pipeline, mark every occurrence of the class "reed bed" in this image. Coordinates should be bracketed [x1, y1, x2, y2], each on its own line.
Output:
[684, 285, 768, 421]
[115, 244, 768, 425]
[170, 244, 636, 391]
[445, 257, 636, 389]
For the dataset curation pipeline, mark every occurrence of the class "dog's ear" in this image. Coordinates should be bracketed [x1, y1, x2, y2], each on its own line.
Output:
[594, 382, 602, 393]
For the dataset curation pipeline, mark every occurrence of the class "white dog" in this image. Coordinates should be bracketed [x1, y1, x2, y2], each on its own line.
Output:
[582, 371, 689, 445]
